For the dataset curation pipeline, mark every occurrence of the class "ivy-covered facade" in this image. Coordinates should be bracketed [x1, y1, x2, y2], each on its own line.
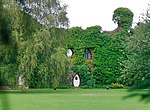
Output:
[65, 7, 134, 87]
[66, 26, 129, 87]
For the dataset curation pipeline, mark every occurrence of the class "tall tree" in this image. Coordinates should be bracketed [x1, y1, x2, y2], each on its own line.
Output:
[0, 0, 70, 88]
[122, 17, 150, 102]
[121, 4, 150, 87]
[0, 0, 12, 44]
[112, 7, 133, 29]
[121, 23, 150, 86]
[0, 0, 18, 87]
[139, 4, 150, 23]
[15, 0, 69, 28]
[50, 47, 70, 89]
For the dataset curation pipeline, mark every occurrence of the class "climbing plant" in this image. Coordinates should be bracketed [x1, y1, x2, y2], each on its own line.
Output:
[67, 25, 129, 86]
[113, 7, 133, 29]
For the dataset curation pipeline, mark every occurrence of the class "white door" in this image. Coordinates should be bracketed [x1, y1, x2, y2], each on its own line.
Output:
[73, 74, 80, 87]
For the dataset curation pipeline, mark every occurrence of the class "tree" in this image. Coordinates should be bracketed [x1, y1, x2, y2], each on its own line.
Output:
[18, 28, 70, 88]
[122, 23, 150, 102]
[0, 0, 70, 88]
[121, 4, 150, 87]
[0, 0, 18, 87]
[15, 0, 69, 28]
[50, 47, 70, 89]
[121, 23, 150, 86]
[0, 0, 12, 44]
[112, 7, 133, 29]
[139, 4, 150, 23]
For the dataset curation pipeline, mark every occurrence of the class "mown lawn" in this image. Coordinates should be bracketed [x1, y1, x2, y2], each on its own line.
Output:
[0, 89, 149, 110]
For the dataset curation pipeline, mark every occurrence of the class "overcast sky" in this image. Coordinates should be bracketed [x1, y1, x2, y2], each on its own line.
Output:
[63, 0, 150, 31]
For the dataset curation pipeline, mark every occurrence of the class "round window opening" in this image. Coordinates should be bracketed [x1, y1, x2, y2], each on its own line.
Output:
[67, 49, 73, 57]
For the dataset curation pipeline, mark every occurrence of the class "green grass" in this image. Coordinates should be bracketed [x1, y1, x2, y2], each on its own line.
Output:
[0, 89, 149, 110]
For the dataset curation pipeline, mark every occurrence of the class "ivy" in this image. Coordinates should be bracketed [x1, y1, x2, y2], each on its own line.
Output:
[67, 25, 128, 86]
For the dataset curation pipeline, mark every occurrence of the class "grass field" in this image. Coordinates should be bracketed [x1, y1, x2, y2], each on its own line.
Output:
[0, 89, 149, 110]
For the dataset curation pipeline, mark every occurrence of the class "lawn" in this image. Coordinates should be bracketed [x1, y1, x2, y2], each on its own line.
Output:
[0, 89, 149, 110]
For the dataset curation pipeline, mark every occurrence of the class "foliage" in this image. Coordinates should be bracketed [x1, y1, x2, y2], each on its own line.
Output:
[49, 47, 70, 88]
[67, 27, 85, 48]
[73, 65, 95, 87]
[113, 7, 133, 29]
[67, 25, 128, 86]
[139, 4, 150, 23]
[121, 5, 150, 102]
[121, 23, 150, 86]
[15, 0, 69, 28]
[92, 30, 128, 85]
[0, 0, 18, 87]
[84, 25, 102, 47]
[0, 0, 69, 88]
[111, 83, 123, 89]
[66, 7, 134, 87]
[17, 28, 70, 88]
[0, 2, 11, 44]
[1, 3, 138, 89]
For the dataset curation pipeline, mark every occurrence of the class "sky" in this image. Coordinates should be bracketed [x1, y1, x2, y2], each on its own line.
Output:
[62, 0, 150, 31]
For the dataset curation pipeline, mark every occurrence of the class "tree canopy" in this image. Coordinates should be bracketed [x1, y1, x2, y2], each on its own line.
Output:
[112, 7, 134, 29]
[15, 0, 69, 28]
[0, 0, 69, 88]
[121, 5, 150, 87]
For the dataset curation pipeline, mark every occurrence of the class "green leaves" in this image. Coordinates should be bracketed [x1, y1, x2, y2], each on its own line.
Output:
[16, 0, 69, 28]
[0, 0, 69, 88]
[67, 25, 127, 86]
[50, 47, 70, 88]
[122, 23, 150, 86]
[113, 7, 133, 29]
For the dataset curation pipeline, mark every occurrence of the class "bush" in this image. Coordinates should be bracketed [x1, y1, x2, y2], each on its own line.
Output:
[111, 83, 123, 89]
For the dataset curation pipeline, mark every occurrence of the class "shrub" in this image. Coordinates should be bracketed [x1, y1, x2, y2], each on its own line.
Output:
[111, 83, 123, 89]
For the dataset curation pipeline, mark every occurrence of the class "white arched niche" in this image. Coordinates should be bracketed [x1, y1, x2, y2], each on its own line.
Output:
[73, 74, 80, 87]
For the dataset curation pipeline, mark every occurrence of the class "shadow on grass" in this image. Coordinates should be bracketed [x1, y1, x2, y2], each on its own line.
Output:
[123, 89, 150, 103]
[0, 88, 73, 95]
[123, 80, 150, 103]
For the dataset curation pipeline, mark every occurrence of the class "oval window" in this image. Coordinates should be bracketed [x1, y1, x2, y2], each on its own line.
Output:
[67, 49, 73, 57]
